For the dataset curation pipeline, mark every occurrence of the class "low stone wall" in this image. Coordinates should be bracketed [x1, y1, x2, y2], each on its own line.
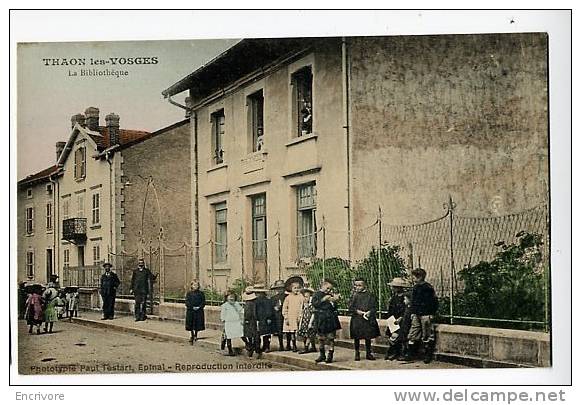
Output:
[108, 299, 550, 368]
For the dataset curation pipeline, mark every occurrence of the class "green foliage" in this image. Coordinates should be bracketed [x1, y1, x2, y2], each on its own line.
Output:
[304, 245, 408, 315]
[227, 277, 253, 301]
[450, 231, 548, 330]
[202, 286, 225, 304]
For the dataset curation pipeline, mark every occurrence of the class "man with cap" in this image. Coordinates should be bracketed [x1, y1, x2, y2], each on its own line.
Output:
[100, 262, 120, 320]
[270, 279, 287, 351]
[131, 258, 153, 321]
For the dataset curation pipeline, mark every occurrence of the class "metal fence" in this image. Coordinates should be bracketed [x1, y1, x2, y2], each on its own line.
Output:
[62, 198, 550, 331]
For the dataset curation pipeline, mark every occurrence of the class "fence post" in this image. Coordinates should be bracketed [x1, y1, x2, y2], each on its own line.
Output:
[378, 206, 383, 319]
[445, 196, 457, 325]
[210, 240, 215, 292]
[240, 227, 245, 287]
[184, 244, 189, 297]
[159, 230, 165, 304]
[322, 216, 326, 281]
[277, 223, 282, 281]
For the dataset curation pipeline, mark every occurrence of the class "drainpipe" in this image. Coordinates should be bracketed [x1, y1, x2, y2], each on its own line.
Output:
[164, 94, 199, 281]
[106, 151, 114, 264]
[342, 37, 352, 263]
[193, 112, 200, 281]
[49, 174, 59, 283]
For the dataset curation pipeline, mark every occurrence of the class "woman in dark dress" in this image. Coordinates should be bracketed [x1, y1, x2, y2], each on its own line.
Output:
[185, 280, 205, 343]
[348, 278, 380, 361]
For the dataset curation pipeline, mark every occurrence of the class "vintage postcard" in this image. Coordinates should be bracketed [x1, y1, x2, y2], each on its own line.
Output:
[12, 11, 568, 385]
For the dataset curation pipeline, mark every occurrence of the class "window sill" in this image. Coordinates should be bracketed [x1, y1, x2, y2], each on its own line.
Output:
[90, 224, 102, 230]
[207, 163, 228, 173]
[206, 265, 231, 273]
[245, 149, 269, 158]
[285, 133, 318, 147]
[46, 230, 54, 234]
[25, 233, 35, 237]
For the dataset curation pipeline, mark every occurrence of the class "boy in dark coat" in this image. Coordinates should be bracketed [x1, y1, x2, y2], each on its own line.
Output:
[348, 278, 380, 361]
[312, 279, 342, 364]
[185, 280, 206, 343]
[242, 284, 273, 359]
[407, 268, 439, 363]
[270, 280, 286, 351]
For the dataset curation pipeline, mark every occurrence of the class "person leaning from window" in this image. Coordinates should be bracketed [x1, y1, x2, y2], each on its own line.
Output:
[100, 262, 120, 320]
[407, 268, 439, 363]
[130, 258, 153, 322]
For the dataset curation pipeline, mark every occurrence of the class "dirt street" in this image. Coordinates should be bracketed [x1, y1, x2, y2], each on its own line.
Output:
[17, 320, 292, 375]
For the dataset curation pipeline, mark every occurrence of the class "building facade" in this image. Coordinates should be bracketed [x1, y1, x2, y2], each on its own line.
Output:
[17, 166, 60, 285]
[117, 119, 191, 295]
[163, 34, 549, 293]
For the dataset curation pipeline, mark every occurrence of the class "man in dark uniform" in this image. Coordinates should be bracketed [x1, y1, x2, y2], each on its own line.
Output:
[130, 258, 153, 321]
[99, 262, 120, 320]
[270, 279, 286, 351]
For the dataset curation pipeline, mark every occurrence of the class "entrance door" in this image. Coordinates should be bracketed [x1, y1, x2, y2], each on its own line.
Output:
[251, 194, 267, 284]
[46, 248, 53, 283]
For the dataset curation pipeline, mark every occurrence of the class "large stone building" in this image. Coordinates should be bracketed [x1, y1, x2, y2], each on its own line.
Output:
[162, 34, 549, 292]
[117, 119, 191, 295]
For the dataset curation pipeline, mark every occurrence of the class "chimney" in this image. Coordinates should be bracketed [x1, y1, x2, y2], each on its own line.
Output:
[105, 113, 120, 146]
[70, 113, 85, 129]
[85, 107, 100, 131]
[56, 141, 66, 161]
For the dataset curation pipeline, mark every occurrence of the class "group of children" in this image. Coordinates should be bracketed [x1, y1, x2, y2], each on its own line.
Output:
[20, 281, 79, 334]
[186, 267, 438, 365]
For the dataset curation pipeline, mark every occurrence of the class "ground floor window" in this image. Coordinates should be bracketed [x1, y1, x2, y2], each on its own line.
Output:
[26, 251, 34, 279]
[297, 183, 317, 258]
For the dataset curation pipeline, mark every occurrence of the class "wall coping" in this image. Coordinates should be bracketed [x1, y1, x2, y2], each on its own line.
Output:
[117, 300, 550, 342]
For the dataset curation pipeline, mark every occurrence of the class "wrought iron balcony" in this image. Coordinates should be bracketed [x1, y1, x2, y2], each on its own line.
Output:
[62, 218, 87, 243]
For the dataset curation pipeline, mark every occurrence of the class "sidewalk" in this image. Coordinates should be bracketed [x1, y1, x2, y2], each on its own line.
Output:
[73, 311, 464, 371]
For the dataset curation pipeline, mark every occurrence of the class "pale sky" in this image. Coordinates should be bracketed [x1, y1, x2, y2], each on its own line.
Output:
[17, 38, 238, 178]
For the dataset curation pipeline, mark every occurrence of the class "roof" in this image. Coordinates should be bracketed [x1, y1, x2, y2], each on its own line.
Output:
[162, 37, 319, 100]
[57, 123, 151, 166]
[116, 119, 189, 152]
[88, 126, 150, 150]
[18, 165, 60, 186]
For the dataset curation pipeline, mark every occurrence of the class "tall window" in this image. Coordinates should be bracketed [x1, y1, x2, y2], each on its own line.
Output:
[92, 193, 100, 224]
[297, 183, 317, 258]
[74, 146, 86, 180]
[46, 203, 53, 231]
[211, 109, 225, 164]
[77, 194, 85, 218]
[252, 194, 267, 259]
[25, 207, 34, 235]
[214, 202, 228, 263]
[291, 66, 313, 137]
[92, 244, 101, 266]
[63, 249, 70, 268]
[26, 251, 34, 278]
[248, 90, 264, 152]
[62, 199, 70, 220]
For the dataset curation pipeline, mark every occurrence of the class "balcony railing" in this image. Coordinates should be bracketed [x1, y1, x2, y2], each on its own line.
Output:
[62, 265, 103, 288]
[62, 218, 87, 242]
